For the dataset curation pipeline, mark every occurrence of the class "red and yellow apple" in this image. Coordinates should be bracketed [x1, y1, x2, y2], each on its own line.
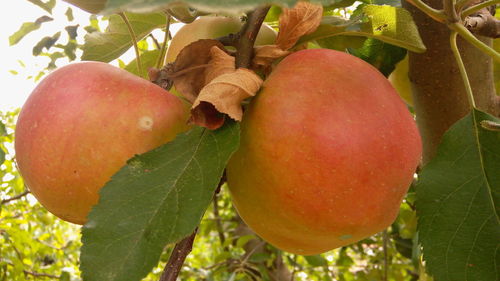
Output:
[166, 16, 277, 63]
[227, 49, 422, 255]
[15, 62, 190, 224]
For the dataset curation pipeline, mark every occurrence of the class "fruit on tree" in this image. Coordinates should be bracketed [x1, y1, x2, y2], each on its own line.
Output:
[227, 49, 422, 255]
[388, 56, 413, 105]
[166, 16, 277, 63]
[15, 62, 190, 224]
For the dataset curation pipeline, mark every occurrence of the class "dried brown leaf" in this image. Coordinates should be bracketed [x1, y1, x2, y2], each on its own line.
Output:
[191, 68, 263, 129]
[276, 1, 323, 50]
[253, 45, 290, 68]
[170, 39, 225, 103]
[205, 46, 235, 84]
[189, 102, 225, 130]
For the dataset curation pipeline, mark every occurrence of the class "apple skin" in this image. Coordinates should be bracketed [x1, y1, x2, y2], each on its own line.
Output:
[166, 16, 277, 63]
[15, 62, 190, 224]
[226, 49, 422, 255]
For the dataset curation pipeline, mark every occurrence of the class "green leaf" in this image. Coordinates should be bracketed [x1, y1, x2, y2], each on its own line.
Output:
[81, 12, 166, 62]
[316, 35, 365, 51]
[298, 4, 426, 53]
[124, 50, 160, 78]
[101, 0, 339, 15]
[65, 25, 79, 40]
[27, 0, 56, 14]
[9, 16, 53, 46]
[65, 7, 75, 21]
[304, 255, 328, 267]
[348, 37, 406, 77]
[81, 122, 240, 281]
[416, 109, 500, 281]
[32, 32, 61, 56]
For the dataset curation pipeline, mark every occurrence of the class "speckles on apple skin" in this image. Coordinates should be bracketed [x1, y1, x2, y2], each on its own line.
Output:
[138, 116, 154, 131]
[339, 234, 352, 240]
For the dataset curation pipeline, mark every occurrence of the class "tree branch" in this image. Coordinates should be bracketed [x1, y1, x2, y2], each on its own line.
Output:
[464, 9, 500, 38]
[235, 6, 271, 68]
[1, 259, 59, 279]
[159, 229, 197, 281]
[1, 191, 29, 205]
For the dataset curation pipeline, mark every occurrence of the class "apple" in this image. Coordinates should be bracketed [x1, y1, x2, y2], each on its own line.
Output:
[166, 16, 277, 63]
[226, 49, 422, 255]
[388, 56, 414, 106]
[15, 62, 190, 224]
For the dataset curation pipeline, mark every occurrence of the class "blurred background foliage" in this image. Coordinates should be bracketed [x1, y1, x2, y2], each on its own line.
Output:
[1, 0, 424, 280]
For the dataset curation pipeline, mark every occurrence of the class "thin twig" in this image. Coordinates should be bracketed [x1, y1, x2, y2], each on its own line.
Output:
[212, 192, 227, 246]
[382, 230, 389, 281]
[159, 229, 197, 281]
[450, 22, 500, 62]
[156, 14, 172, 69]
[1, 191, 29, 205]
[235, 6, 271, 68]
[461, 0, 499, 17]
[119, 13, 143, 76]
[0, 259, 59, 279]
[449, 30, 476, 108]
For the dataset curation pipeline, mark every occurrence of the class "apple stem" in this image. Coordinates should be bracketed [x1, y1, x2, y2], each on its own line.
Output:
[235, 6, 271, 68]
[119, 13, 143, 77]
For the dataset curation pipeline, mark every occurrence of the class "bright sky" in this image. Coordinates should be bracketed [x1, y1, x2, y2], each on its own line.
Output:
[0, 1, 87, 110]
[0, 1, 177, 112]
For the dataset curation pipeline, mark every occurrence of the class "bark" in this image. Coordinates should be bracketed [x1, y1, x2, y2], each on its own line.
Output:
[403, 0, 499, 163]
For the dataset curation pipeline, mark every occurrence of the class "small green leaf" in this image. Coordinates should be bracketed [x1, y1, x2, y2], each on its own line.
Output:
[81, 122, 240, 281]
[304, 255, 328, 267]
[65, 7, 75, 21]
[348, 37, 406, 76]
[27, 0, 56, 14]
[417, 109, 500, 281]
[65, 25, 79, 40]
[316, 35, 365, 51]
[81, 12, 166, 62]
[9, 16, 53, 46]
[299, 4, 426, 53]
[124, 50, 160, 78]
[32, 32, 61, 56]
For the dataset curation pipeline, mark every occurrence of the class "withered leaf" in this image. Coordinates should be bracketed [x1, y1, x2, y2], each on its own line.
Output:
[252, 1, 323, 69]
[170, 39, 226, 103]
[205, 46, 235, 84]
[276, 2, 323, 50]
[192, 68, 263, 129]
[253, 45, 290, 68]
[189, 102, 225, 130]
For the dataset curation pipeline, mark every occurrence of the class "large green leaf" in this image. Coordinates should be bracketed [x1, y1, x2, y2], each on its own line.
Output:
[81, 12, 166, 62]
[80, 122, 240, 281]
[417, 109, 500, 281]
[298, 4, 426, 53]
[101, 0, 340, 14]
